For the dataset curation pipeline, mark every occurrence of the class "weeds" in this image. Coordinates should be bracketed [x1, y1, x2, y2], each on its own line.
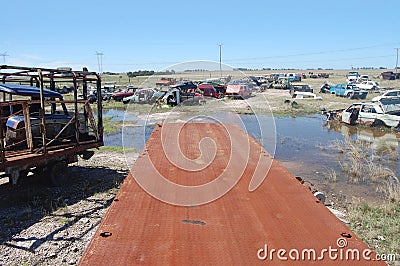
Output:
[323, 137, 400, 201]
[348, 199, 400, 264]
[103, 116, 123, 134]
[59, 216, 71, 225]
[97, 146, 136, 153]
[381, 176, 400, 202]
[325, 168, 338, 182]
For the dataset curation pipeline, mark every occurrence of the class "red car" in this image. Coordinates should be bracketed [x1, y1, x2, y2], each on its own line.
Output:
[156, 77, 176, 86]
[197, 83, 221, 98]
[111, 88, 137, 101]
[225, 84, 252, 99]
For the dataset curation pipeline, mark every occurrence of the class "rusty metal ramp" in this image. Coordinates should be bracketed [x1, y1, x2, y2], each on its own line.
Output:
[80, 123, 384, 265]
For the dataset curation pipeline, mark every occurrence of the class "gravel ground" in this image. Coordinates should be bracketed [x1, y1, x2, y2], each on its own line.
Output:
[0, 151, 137, 266]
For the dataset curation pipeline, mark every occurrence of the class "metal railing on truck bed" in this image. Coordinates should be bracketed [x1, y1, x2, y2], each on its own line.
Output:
[0, 65, 103, 185]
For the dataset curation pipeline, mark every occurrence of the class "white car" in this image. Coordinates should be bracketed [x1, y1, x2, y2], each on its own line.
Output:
[372, 89, 400, 102]
[292, 91, 322, 100]
[346, 71, 360, 83]
[355, 80, 379, 90]
[340, 99, 400, 128]
[358, 75, 369, 82]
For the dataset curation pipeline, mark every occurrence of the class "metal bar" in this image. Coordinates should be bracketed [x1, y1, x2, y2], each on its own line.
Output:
[0, 141, 103, 169]
[37, 116, 75, 150]
[84, 102, 99, 141]
[0, 109, 5, 162]
[38, 69, 47, 154]
[21, 102, 34, 151]
[77, 140, 100, 145]
[82, 74, 89, 139]
[73, 73, 79, 144]
[95, 74, 103, 142]
[0, 99, 87, 107]
[50, 77, 56, 114]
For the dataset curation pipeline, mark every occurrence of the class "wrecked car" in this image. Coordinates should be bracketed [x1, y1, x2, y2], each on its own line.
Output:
[336, 98, 400, 128]
[329, 83, 368, 99]
[122, 88, 157, 104]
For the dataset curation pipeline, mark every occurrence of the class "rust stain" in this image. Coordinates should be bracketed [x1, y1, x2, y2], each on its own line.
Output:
[80, 123, 384, 265]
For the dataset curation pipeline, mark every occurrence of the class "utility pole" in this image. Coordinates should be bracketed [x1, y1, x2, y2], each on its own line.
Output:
[0, 52, 9, 64]
[218, 44, 223, 77]
[395, 48, 399, 74]
[95, 51, 104, 74]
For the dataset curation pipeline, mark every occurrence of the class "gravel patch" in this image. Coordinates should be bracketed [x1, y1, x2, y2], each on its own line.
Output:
[0, 151, 137, 266]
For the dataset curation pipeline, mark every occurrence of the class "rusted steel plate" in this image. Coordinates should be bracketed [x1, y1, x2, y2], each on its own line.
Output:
[80, 123, 384, 265]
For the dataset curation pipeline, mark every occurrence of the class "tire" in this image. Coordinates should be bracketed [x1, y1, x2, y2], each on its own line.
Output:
[347, 92, 354, 99]
[48, 161, 70, 187]
[371, 120, 385, 127]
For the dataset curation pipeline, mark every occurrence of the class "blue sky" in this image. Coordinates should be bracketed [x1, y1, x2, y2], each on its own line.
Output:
[1, 0, 399, 72]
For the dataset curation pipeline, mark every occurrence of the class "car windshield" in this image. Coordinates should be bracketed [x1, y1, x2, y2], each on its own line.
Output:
[380, 98, 400, 113]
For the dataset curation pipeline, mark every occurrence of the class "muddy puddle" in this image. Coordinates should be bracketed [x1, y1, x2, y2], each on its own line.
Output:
[104, 109, 400, 202]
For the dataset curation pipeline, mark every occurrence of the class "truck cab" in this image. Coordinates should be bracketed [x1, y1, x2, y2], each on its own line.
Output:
[346, 71, 360, 83]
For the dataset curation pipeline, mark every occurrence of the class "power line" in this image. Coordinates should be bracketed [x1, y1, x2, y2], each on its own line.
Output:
[224, 43, 400, 63]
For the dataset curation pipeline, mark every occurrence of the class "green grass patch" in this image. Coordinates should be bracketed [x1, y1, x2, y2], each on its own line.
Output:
[348, 200, 400, 262]
[103, 116, 123, 134]
[97, 145, 137, 153]
[102, 100, 126, 110]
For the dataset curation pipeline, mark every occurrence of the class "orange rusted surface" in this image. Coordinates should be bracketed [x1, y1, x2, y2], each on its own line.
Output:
[80, 123, 384, 265]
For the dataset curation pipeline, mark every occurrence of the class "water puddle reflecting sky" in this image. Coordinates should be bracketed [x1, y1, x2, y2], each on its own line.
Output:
[103, 109, 400, 200]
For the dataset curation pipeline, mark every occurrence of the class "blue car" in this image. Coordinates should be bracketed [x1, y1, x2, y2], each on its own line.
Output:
[329, 83, 368, 99]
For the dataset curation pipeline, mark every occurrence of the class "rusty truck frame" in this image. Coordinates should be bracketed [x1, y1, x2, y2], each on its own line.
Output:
[0, 65, 103, 186]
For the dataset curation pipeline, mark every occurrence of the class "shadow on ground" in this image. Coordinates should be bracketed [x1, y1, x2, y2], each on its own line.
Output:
[0, 165, 129, 250]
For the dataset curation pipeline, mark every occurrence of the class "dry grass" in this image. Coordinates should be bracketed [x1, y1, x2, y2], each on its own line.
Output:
[348, 199, 400, 264]
[380, 176, 400, 202]
[325, 137, 400, 201]
[325, 168, 338, 182]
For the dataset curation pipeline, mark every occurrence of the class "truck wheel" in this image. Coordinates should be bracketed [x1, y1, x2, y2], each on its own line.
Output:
[347, 92, 354, 99]
[49, 161, 70, 187]
[371, 120, 385, 127]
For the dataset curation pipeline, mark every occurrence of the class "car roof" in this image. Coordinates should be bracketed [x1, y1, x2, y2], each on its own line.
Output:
[198, 84, 213, 88]
[349, 101, 377, 105]
[384, 89, 400, 93]
[0, 84, 62, 98]
[137, 87, 155, 92]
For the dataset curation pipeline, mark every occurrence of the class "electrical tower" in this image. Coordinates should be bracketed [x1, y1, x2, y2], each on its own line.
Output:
[218, 44, 223, 77]
[0, 52, 9, 64]
[95, 51, 104, 74]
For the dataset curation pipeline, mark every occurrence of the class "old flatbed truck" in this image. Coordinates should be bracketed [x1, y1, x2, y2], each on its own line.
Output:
[0, 65, 103, 186]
